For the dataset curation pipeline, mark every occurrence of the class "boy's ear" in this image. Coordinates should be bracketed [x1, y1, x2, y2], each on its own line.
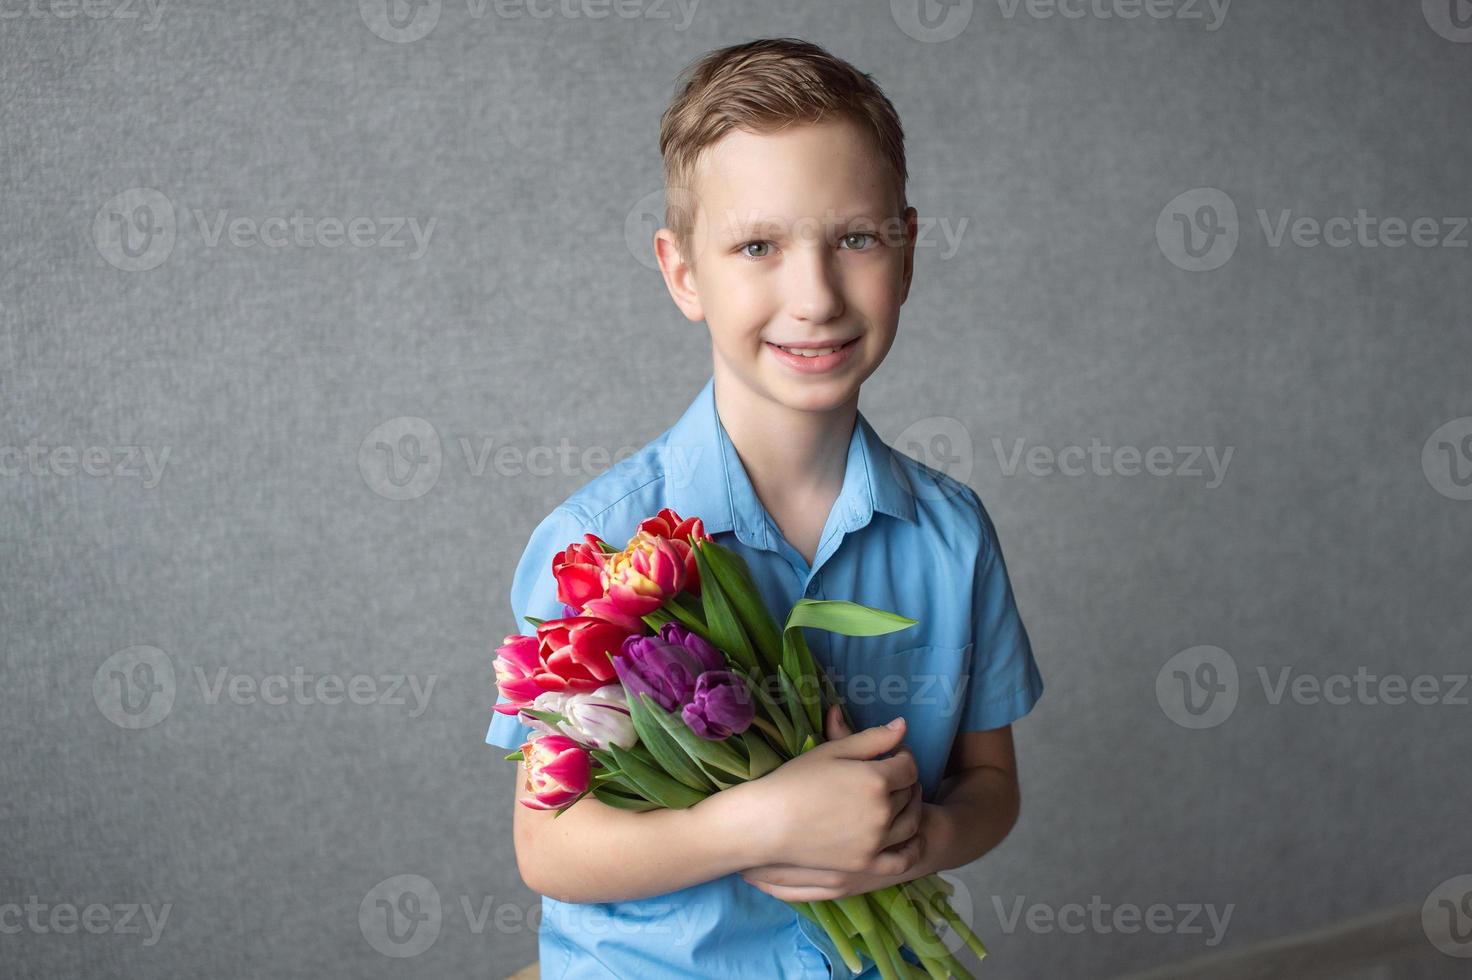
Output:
[898, 206, 919, 306]
[653, 228, 705, 323]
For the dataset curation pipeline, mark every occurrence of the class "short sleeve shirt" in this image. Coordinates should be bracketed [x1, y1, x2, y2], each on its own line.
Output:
[487, 375, 1044, 979]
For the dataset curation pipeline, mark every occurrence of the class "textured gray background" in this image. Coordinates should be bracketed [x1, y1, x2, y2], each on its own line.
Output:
[3, 1, 1470, 978]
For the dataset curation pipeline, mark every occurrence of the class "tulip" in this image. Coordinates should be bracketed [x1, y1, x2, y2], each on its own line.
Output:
[520, 734, 590, 810]
[614, 622, 728, 714]
[533, 615, 633, 693]
[637, 508, 709, 595]
[492, 633, 543, 712]
[556, 684, 637, 750]
[553, 534, 608, 613]
[516, 690, 570, 738]
[581, 530, 688, 630]
[681, 670, 755, 740]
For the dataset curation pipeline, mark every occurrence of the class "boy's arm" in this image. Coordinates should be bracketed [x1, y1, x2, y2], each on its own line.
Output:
[511, 763, 769, 904]
[738, 724, 1020, 902]
[922, 725, 1021, 872]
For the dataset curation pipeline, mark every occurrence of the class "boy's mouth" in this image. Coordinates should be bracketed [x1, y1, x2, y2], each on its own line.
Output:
[764, 337, 860, 358]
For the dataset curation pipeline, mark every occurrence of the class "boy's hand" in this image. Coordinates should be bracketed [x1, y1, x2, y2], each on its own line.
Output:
[741, 705, 926, 900]
[734, 704, 924, 886]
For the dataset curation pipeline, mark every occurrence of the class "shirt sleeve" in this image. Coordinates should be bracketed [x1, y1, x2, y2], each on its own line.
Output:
[485, 503, 598, 753]
[958, 487, 1044, 732]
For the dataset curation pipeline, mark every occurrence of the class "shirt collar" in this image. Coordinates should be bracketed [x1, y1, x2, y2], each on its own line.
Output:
[663, 375, 917, 551]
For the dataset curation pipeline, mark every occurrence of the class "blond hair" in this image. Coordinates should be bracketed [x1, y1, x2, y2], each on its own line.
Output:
[657, 37, 908, 264]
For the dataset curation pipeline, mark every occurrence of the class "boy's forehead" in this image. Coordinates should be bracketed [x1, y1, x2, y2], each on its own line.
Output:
[688, 118, 899, 230]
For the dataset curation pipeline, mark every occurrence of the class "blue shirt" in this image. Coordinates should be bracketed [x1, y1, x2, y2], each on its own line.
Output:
[487, 374, 1044, 979]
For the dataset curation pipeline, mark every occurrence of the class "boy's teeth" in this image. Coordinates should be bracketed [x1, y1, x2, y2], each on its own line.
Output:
[777, 344, 843, 357]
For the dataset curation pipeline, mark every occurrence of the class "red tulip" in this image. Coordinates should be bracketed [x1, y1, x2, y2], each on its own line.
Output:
[533, 615, 632, 693]
[553, 533, 608, 613]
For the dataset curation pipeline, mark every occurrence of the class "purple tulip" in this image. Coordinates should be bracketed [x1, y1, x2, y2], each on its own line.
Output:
[614, 622, 728, 714]
[682, 670, 755, 740]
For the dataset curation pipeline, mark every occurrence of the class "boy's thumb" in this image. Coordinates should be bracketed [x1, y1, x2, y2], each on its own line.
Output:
[829, 715, 905, 759]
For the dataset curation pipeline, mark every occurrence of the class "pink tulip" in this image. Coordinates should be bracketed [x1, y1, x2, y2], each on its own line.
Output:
[520, 734, 591, 810]
[492, 633, 543, 712]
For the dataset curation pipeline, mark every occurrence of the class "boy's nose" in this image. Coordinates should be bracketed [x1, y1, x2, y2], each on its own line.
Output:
[783, 249, 844, 324]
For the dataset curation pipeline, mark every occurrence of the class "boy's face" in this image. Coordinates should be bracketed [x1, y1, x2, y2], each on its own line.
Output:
[655, 117, 917, 416]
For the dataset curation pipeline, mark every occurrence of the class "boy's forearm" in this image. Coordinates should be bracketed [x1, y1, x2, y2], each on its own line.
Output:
[913, 766, 1021, 877]
[519, 781, 770, 904]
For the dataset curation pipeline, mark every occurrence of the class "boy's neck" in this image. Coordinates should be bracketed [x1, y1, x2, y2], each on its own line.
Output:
[710, 369, 857, 508]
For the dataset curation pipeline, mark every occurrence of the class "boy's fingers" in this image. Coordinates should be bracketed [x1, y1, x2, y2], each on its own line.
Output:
[883, 783, 923, 847]
[825, 717, 906, 761]
[869, 750, 920, 792]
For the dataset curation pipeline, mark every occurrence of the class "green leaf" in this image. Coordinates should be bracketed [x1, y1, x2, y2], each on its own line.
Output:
[591, 785, 660, 812]
[607, 742, 708, 809]
[742, 667, 796, 754]
[521, 708, 567, 727]
[628, 694, 718, 793]
[502, 749, 524, 762]
[739, 728, 783, 779]
[783, 598, 918, 638]
[643, 695, 752, 779]
[692, 545, 758, 673]
[700, 541, 784, 672]
[524, 616, 546, 628]
[777, 669, 816, 748]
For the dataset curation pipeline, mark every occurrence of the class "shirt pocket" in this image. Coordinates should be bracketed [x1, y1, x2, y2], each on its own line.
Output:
[821, 641, 974, 803]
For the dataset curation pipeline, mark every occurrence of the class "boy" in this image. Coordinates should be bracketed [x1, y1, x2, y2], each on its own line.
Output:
[486, 37, 1044, 979]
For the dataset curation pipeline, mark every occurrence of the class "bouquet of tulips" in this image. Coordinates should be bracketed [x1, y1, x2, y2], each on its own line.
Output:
[494, 508, 990, 979]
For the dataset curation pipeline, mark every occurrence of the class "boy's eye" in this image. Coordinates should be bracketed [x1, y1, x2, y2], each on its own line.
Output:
[740, 241, 772, 258]
[840, 232, 877, 250]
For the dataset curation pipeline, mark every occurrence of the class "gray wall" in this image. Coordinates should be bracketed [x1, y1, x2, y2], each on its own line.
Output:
[3, 2, 1469, 978]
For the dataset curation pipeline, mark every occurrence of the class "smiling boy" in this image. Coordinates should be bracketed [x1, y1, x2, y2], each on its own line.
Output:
[486, 37, 1044, 978]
